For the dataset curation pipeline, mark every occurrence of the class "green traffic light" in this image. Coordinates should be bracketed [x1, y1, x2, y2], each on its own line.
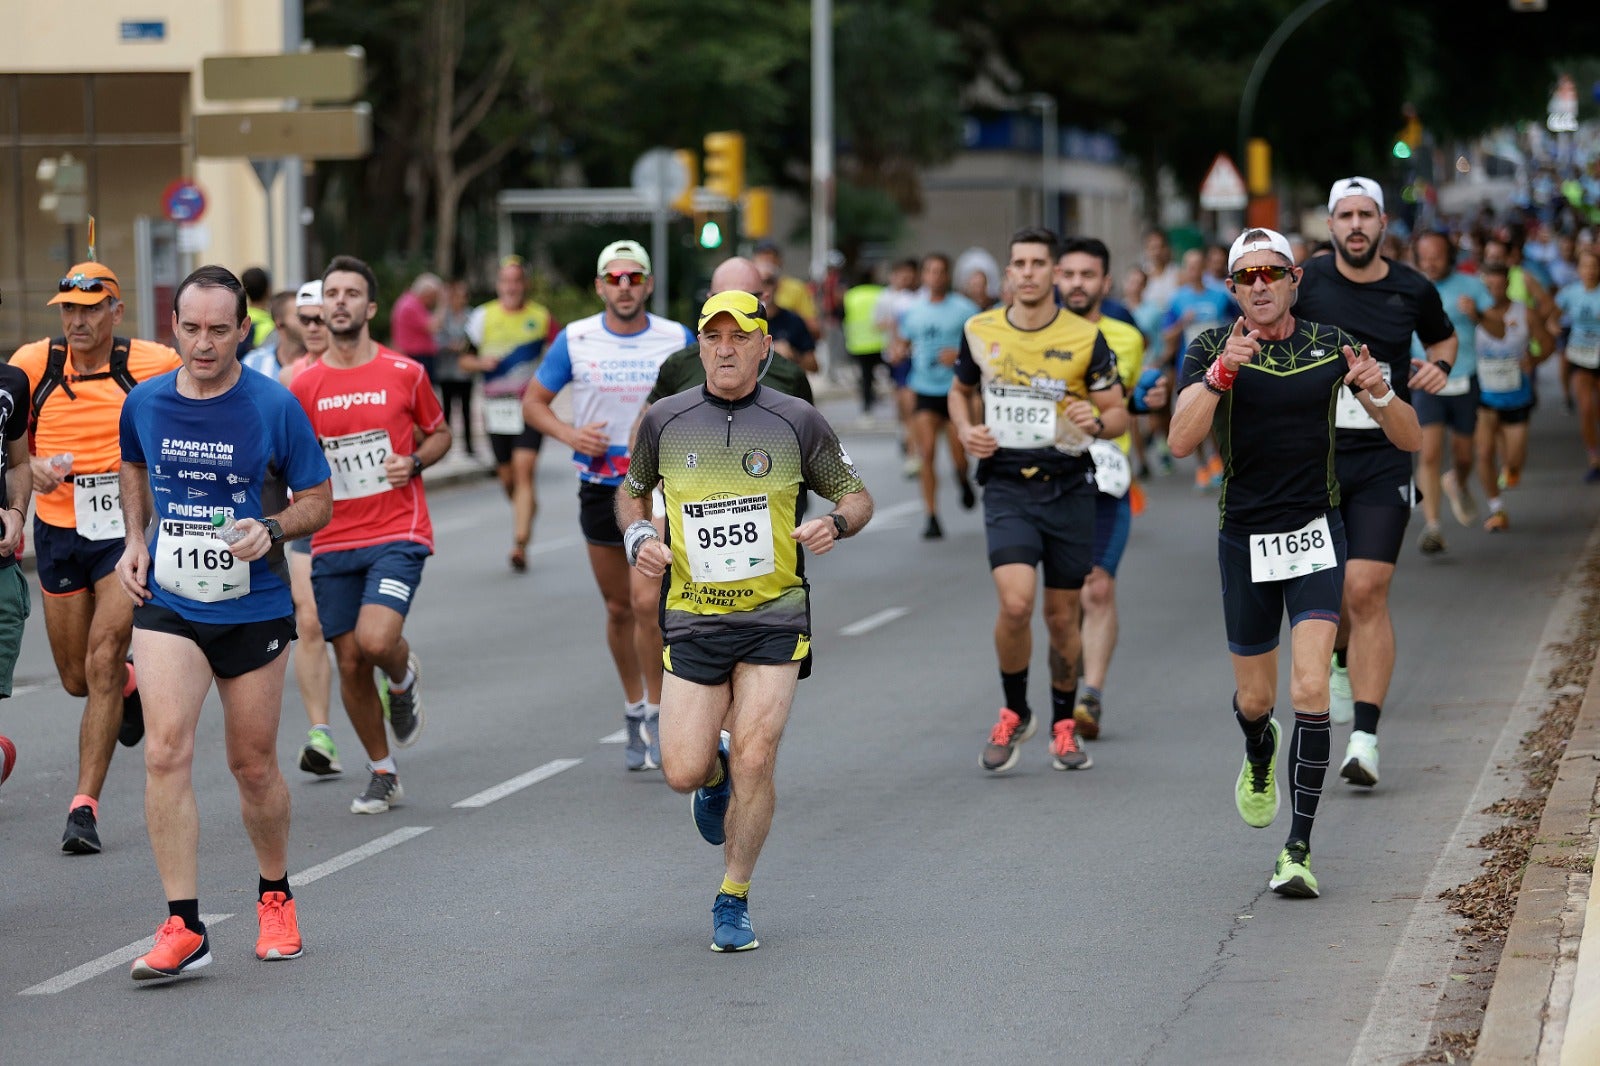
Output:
[699, 220, 723, 249]
[1392, 141, 1412, 160]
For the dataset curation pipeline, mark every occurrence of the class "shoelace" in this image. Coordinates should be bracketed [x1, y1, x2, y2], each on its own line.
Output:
[362, 772, 395, 801]
[1248, 760, 1272, 793]
[1052, 721, 1077, 753]
[259, 896, 291, 940]
[153, 915, 189, 946]
[988, 714, 1021, 745]
[713, 896, 749, 928]
[1284, 842, 1310, 867]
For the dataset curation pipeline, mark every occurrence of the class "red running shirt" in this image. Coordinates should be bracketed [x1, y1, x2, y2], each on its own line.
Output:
[290, 345, 445, 553]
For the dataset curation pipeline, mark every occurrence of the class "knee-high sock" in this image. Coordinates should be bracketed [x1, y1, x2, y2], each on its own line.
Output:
[1288, 709, 1331, 845]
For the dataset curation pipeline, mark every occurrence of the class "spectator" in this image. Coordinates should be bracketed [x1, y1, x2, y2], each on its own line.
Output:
[434, 279, 477, 458]
[391, 272, 445, 383]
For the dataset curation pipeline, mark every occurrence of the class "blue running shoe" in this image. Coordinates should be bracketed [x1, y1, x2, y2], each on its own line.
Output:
[711, 892, 759, 952]
[692, 738, 731, 845]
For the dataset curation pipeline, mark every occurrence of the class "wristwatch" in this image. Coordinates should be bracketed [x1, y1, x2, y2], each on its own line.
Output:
[829, 513, 849, 539]
[262, 518, 284, 544]
[411, 455, 425, 477]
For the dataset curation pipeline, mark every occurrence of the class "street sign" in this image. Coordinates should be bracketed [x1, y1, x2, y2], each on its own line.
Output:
[202, 49, 366, 104]
[1199, 154, 1248, 211]
[161, 179, 207, 223]
[195, 105, 372, 160]
[631, 148, 691, 212]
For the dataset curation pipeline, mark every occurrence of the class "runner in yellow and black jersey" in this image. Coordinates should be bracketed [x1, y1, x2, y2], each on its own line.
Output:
[618, 290, 872, 954]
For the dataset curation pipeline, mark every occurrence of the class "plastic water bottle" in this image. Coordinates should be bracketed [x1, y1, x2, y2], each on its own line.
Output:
[1133, 367, 1164, 412]
[48, 452, 73, 476]
[211, 513, 247, 545]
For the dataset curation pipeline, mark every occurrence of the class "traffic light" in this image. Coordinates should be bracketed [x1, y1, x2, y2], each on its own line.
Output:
[1392, 140, 1412, 160]
[670, 148, 698, 216]
[1246, 139, 1271, 197]
[703, 131, 745, 202]
[698, 217, 724, 249]
[741, 187, 772, 240]
[1393, 111, 1422, 159]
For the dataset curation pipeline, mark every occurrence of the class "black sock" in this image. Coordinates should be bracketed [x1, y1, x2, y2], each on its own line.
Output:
[168, 898, 204, 934]
[1051, 686, 1077, 726]
[1287, 710, 1331, 845]
[1234, 695, 1275, 763]
[1353, 700, 1381, 734]
[1333, 647, 1348, 669]
[258, 875, 292, 901]
[1001, 669, 1031, 721]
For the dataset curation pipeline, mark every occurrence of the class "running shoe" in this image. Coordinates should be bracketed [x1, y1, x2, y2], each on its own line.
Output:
[62, 804, 101, 854]
[1329, 658, 1354, 726]
[1483, 510, 1510, 533]
[902, 455, 921, 479]
[624, 714, 657, 772]
[692, 737, 731, 845]
[119, 659, 144, 747]
[1073, 692, 1103, 741]
[645, 712, 662, 771]
[711, 892, 759, 952]
[255, 892, 304, 961]
[298, 728, 342, 776]
[980, 708, 1036, 773]
[1269, 840, 1319, 898]
[922, 514, 943, 540]
[1440, 470, 1478, 527]
[1417, 526, 1446, 556]
[0, 734, 14, 789]
[386, 653, 424, 748]
[1500, 468, 1520, 490]
[131, 916, 211, 980]
[1340, 730, 1379, 787]
[1050, 719, 1092, 770]
[509, 545, 528, 573]
[1235, 718, 1281, 829]
[350, 768, 404, 815]
[958, 477, 977, 511]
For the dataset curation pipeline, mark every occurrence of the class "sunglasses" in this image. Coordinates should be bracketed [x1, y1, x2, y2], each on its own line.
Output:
[600, 270, 647, 286]
[58, 274, 112, 294]
[1229, 265, 1292, 287]
[297, 314, 325, 327]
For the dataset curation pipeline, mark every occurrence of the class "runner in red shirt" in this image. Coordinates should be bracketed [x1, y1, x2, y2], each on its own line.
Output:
[290, 256, 452, 815]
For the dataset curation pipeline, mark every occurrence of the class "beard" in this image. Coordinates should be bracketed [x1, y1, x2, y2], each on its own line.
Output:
[1336, 231, 1381, 270]
[330, 321, 365, 342]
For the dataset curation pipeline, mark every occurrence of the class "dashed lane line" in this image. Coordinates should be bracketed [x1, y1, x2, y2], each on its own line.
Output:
[20, 913, 233, 995]
[451, 758, 583, 809]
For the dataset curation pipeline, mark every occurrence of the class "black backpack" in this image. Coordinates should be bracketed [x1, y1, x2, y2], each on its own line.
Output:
[29, 336, 139, 436]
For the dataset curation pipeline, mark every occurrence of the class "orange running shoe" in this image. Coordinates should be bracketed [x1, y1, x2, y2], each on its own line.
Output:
[980, 708, 1037, 773]
[255, 891, 303, 961]
[1129, 481, 1147, 517]
[1483, 510, 1510, 533]
[131, 915, 211, 980]
[1051, 719, 1093, 771]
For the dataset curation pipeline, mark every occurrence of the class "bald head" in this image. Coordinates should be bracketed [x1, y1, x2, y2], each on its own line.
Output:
[709, 256, 763, 295]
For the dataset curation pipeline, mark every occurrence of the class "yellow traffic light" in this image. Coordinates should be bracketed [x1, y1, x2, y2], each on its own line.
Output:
[741, 187, 772, 240]
[1246, 139, 1271, 197]
[703, 131, 745, 202]
[670, 148, 698, 216]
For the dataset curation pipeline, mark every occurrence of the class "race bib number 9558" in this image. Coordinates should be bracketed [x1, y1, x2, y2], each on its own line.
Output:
[683, 495, 774, 583]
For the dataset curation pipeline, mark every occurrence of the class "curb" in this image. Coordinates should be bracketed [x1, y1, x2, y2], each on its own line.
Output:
[1475, 637, 1600, 1063]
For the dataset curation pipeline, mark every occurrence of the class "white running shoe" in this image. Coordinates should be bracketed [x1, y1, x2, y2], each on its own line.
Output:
[1329, 658, 1354, 726]
[1440, 470, 1478, 528]
[1340, 730, 1379, 788]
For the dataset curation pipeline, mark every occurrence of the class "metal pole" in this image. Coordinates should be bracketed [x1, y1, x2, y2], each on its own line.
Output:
[1236, 0, 1338, 166]
[134, 215, 154, 340]
[282, 0, 306, 285]
[809, 0, 833, 296]
[651, 202, 668, 317]
[1029, 94, 1058, 233]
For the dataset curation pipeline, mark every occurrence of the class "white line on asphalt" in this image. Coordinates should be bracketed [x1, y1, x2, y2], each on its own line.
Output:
[860, 499, 923, 533]
[9, 683, 44, 697]
[289, 826, 434, 888]
[598, 729, 628, 744]
[20, 913, 233, 995]
[451, 758, 582, 809]
[839, 606, 910, 637]
[1347, 527, 1599, 1064]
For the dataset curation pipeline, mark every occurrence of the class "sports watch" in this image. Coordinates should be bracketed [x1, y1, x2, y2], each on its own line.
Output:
[263, 518, 285, 544]
[829, 513, 849, 539]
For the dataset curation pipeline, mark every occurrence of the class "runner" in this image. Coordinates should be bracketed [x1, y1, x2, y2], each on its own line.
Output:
[876, 260, 922, 477]
[1475, 262, 1554, 530]
[946, 227, 1128, 774]
[1295, 177, 1455, 771]
[619, 289, 873, 951]
[12, 260, 181, 853]
[0, 355, 32, 796]
[897, 253, 979, 540]
[461, 256, 557, 572]
[1054, 236, 1167, 739]
[116, 264, 332, 979]
[1169, 227, 1419, 898]
[280, 281, 340, 775]
[524, 240, 692, 771]
[290, 256, 452, 814]
[1556, 247, 1600, 481]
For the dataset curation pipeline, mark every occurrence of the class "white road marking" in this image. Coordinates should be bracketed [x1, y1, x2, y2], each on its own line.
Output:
[290, 825, 434, 887]
[840, 606, 910, 637]
[598, 729, 628, 744]
[20, 913, 233, 995]
[860, 499, 923, 533]
[451, 758, 582, 809]
[9, 683, 45, 698]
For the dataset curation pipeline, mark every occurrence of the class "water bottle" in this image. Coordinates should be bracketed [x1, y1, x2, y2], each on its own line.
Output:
[48, 452, 73, 476]
[1133, 367, 1164, 412]
[211, 513, 247, 545]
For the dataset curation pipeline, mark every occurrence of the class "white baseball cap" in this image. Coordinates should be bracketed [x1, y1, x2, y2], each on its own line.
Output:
[596, 239, 652, 276]
[1227, 228, 1295, 272]
[295, 280, 323, 308]
[1327, 176, 1385, 214]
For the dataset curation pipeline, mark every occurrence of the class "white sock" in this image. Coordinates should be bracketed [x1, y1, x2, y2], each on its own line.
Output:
[625, 699, 646, 720]
[645, 702, 660, 720]
[388, 667, 415, 693]
[371, 756, 397, 775]
[1488, 496, 1504, 514]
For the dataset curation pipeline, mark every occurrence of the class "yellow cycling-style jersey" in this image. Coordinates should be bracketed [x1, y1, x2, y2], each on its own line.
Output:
[1095, 315, 1145, 454]
[625, 386, 864, 643]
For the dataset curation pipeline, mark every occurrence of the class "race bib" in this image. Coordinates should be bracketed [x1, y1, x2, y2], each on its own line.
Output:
[1249, 514, 1337, 583]
[1437, 374, 1471, 397]
[322, 429, 393, 501]
[483, 395, 526, 435]
[1477, 357, 1522, 394]
[153, 520, 249, 603]
[73, 473, 123, 542]
[1334, 363, 1394, 430]
[1088, 441, 1131, 498]
[1567, 337, 1600, 370]
[683, 495, 774, 583]
[984, 385, 1057, 449]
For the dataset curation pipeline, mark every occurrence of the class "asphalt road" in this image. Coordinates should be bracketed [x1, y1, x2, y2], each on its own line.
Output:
[3, 386, 1597, 1065]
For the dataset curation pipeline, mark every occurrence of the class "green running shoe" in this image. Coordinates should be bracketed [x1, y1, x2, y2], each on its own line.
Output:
[298, 727, 342, 776]
[1235, 718, 1280, 829]
[1269, 840, 1319, 898]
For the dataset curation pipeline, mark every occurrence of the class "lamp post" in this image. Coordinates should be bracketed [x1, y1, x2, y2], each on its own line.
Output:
[1236, 0, 1338, 188]
[1028, 93, 1059, 234]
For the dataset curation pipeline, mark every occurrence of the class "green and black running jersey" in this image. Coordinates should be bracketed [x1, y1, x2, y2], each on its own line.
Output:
[625, 385, 864, 643]
[1180, 319, 1362, 533]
